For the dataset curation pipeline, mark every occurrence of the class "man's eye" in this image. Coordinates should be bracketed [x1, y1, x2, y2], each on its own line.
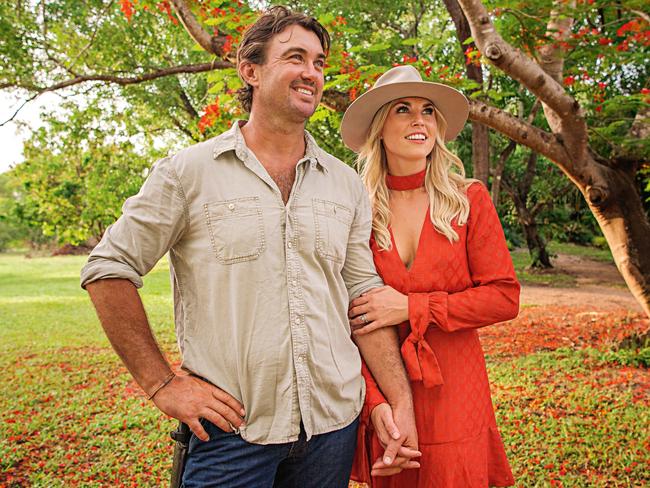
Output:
[314, 60, 325, 69]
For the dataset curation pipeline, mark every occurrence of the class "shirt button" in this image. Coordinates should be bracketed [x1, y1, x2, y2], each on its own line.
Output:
[294, 317, 300, 325]
[292, 280, 298, 287]
[287, 242, 293, 249]
[228, 203, 235, 211]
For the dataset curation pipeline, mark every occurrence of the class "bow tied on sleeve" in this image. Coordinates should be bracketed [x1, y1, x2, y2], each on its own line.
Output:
[400, 293, 444, 388]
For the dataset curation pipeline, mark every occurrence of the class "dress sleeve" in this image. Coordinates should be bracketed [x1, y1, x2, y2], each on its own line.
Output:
[409, 182, 520, 333]
[351, 360, 386, 484]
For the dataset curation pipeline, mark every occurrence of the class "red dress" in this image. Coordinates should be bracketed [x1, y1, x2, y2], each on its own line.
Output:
[351, 181, 519, 487]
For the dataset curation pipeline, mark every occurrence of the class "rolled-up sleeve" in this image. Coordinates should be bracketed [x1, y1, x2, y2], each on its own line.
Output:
[342, 178, 383, 300]
[80, 156, 189, 289]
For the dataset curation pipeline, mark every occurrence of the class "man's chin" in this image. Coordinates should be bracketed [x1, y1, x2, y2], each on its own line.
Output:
[291, 100, 320, 121]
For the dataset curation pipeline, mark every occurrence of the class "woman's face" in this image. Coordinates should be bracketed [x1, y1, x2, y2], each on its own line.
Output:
[380, 97, 437, 166]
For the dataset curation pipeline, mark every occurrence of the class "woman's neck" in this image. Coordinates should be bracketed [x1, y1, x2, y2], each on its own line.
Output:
[385, 157, 427, 177]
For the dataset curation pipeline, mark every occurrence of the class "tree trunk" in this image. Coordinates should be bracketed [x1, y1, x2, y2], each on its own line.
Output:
[515, 205, 553, 269]
[472, 122, 489, 184]
[491, 140, 517, 206]
[503, 150, 553, 270]
[579, 160, 650, 315]
[441, 0, 490, 185]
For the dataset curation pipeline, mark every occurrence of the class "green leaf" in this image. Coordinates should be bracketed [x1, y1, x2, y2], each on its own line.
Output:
[208, 81, 225, 94]
[310, 105, 331, 123]
[462, 36, 475, 45]
[366, 42, 391, 52]
[401, 38, 419, 46]
[204, 17, 228, 26]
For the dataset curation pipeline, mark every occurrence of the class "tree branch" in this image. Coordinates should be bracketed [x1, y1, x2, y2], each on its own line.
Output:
[468, 99, 569, 168]
[176, 82, 199, 119]
[170, 0, 227, 56]
[0, 62, 232, 126]
[169, 113, 197, 140]
[0, 94, 39, 127]
[457, 0, 589, 166]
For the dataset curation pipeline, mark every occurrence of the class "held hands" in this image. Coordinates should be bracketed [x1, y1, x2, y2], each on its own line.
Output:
[349, 286, 409, 335]
[152, 374, 246, 441]
[370, 403, 421, 476]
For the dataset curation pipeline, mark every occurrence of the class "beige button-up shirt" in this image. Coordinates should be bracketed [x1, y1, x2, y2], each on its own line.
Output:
[80, 121, 383, 444]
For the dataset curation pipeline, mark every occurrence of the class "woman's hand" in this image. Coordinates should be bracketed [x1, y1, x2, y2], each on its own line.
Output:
[369, 403, 421, 476]
[349, 286, 408, 335]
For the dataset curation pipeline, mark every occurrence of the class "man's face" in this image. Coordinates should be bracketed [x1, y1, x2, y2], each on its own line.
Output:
[252, 25, 326, 122]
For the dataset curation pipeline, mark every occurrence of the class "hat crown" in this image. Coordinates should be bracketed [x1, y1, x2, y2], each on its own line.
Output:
[373, 65, 423, 90]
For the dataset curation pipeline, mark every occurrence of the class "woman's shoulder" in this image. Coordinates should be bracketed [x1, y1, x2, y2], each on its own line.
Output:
[464, 180, 490, 203]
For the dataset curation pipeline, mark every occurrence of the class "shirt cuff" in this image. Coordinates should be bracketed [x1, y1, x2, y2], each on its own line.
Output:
[80, 259, 144, 289]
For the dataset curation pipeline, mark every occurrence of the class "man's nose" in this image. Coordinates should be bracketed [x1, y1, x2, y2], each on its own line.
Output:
[301, 62, 321, 83]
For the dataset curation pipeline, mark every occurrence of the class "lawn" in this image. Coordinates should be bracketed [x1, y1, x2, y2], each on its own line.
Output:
[1, 253, 648, 487]
[511, 242, 614, 287]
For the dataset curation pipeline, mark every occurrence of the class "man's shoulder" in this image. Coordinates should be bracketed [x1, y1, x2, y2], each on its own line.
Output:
[162, 129, 234, 175]
[317, 149, 359, 179]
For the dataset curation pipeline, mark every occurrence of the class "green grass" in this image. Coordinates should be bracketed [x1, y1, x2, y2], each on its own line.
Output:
[0, 254, 176, 352]
[511, 241, 614, 287]
[1, 253, 648, 487]
[547, 242, 613, 263]
[510, 249, 577, 287]
[488, 348, 649, 486]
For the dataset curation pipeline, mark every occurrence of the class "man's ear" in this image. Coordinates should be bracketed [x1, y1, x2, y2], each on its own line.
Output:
[239, 61, 260, 88]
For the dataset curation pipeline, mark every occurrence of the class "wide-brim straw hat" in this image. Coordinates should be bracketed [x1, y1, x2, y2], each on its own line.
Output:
[340, 65, 469, 152]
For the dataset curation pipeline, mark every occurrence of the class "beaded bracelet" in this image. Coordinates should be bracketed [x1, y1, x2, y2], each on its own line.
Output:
[147, 372, 176, 400]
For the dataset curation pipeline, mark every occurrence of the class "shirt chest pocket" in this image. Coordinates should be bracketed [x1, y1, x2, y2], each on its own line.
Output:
[204, 197, 266, 264]
[313, 198, 353, 263]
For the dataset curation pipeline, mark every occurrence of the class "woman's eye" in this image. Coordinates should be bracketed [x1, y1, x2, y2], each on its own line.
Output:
[396, 106, 409, 113]
[423, 108, 434, 115]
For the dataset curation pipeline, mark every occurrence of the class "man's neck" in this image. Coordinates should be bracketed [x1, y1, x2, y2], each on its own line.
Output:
[240, 112, 307, 167]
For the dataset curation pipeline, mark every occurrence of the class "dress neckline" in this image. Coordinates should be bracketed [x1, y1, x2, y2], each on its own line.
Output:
[386, 168, 426, 191]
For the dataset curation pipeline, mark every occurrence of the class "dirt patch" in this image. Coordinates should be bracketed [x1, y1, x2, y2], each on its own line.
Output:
[521, 253, 643, 312]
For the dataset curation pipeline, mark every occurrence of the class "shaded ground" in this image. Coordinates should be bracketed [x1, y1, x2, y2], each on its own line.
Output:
[519, 252, 643, 312]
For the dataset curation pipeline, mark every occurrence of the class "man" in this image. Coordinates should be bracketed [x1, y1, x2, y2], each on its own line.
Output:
[81, 6, 417, 487]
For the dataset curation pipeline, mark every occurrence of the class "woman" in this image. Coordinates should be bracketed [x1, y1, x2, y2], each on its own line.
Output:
[340, 65, 520, 487]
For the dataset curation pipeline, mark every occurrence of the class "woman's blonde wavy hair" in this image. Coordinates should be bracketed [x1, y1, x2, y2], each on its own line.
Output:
[357, 100, 473, 250]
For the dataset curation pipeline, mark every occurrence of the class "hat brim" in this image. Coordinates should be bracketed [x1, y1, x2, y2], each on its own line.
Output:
[339, 81, 469, 152]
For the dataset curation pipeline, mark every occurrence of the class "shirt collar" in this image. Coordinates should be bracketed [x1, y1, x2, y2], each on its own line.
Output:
[213, 120, 329, 173]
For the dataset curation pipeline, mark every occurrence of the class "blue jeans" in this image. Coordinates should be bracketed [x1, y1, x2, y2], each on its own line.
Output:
[182, 417, 359, 488]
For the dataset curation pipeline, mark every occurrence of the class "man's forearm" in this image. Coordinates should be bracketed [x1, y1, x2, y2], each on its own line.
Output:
[86, 278, 173, 395]
[355, 327, 412, 407]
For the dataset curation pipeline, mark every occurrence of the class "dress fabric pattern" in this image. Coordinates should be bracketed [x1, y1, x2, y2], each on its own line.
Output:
[351, 182, 519, 488]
